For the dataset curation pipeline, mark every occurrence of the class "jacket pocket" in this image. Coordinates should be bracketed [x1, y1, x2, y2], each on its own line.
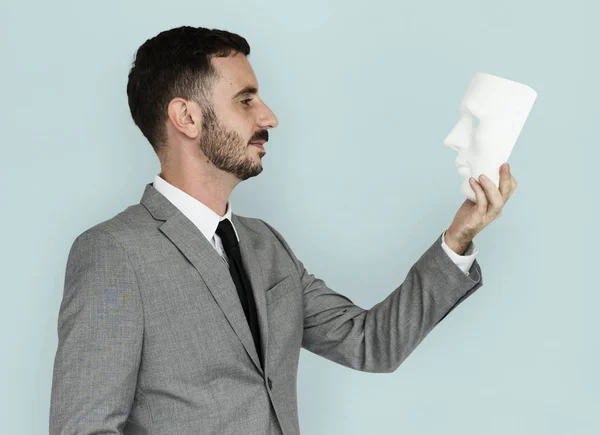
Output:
[265, 275, 295, 305]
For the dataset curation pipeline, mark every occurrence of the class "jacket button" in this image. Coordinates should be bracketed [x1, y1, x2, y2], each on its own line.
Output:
[267, 377, 273, 390]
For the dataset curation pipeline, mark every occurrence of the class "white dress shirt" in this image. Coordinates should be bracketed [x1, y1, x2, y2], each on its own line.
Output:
[152, 174, 478, 276]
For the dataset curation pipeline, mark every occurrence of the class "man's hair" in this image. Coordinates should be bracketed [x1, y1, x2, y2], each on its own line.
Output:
[126, 26, 250, 157]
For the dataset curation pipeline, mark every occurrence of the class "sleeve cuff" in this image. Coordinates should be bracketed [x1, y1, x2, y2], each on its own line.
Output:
[441, 230, 478, 276]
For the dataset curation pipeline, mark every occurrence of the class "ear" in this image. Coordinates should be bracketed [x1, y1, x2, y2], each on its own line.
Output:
[166, 98, 201, 139]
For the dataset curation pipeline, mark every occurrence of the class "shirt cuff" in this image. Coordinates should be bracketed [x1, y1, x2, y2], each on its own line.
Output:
[440, 230, 478, 276]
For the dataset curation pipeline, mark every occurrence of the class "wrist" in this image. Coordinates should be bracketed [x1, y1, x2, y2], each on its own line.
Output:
[445, 228, 472, 256]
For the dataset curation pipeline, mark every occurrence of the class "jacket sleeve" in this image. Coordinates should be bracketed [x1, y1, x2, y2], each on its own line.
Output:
[49, 228, 143, 434]
[261, 221, 483, 374]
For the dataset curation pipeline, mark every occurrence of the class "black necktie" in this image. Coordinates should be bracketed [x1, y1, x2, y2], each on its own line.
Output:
[215, 219, 263, 368]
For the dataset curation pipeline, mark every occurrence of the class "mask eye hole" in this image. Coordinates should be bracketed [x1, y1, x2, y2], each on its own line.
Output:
[472, 115, 480, 128]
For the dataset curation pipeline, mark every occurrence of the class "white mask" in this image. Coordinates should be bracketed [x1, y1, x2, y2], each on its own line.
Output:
[444, 73, 537, 202]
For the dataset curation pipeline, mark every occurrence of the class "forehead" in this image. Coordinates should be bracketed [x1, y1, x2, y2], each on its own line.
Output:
[211, 52, 258, 96]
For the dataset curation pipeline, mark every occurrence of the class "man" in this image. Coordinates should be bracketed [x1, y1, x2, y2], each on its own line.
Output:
[49, 26, 517, 434]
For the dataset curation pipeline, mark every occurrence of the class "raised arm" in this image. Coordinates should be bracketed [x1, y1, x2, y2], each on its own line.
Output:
[262, 221, 483, 373]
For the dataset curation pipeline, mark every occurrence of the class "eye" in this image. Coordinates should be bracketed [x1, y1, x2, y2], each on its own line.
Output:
[240, 98, 253, 106]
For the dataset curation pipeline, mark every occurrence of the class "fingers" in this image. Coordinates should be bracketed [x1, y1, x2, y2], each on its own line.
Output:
[505, 175, 517, 202]
[478, 172, 504, 216]
[469, 177, 488, 214]
[470, 163, 516, 221]
[499, 163, 512, 201]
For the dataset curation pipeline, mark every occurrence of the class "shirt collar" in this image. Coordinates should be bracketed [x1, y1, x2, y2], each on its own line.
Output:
[152, 174, 240, 243]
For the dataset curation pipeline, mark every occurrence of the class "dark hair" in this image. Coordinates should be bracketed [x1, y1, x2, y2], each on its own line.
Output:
[126, 26, 251, 156]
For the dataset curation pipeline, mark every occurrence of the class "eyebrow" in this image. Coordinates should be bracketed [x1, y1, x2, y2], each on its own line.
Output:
[231, 86, 258, 100]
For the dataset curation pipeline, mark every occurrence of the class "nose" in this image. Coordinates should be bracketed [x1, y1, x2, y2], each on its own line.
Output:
[444, 117, 470, 151]
[258, 100, 279, 130]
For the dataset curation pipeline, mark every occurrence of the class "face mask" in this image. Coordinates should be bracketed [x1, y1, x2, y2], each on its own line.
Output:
[444, 73, 537, 202]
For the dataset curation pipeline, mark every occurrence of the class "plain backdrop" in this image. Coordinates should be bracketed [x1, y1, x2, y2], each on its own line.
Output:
[1, 0, 596, 434]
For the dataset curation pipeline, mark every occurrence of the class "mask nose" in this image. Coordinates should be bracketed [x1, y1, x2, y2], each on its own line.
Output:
[444, 117, 471, 150]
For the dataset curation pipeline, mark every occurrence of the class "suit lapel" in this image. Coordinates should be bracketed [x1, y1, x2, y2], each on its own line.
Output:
[140, 183, 269, 376]
[234, 214, 269, 374]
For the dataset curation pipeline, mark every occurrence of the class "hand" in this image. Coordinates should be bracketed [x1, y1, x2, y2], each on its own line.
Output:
[445, 163, 518, 255]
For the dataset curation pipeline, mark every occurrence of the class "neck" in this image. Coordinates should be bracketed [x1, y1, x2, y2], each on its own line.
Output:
[159, 162, 240, 217]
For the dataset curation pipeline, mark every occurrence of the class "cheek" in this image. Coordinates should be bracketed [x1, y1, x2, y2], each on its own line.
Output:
[227, 118, 253, 142]
[473, 123, 511, 149]
[472, 127, 489, 148]
[227, 122, 252, 145]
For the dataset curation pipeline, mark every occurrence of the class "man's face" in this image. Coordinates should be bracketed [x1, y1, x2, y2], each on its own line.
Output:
[197, 52, 278, 181]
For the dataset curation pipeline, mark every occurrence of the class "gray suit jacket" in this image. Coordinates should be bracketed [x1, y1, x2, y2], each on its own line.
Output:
[50, 182, 483, 434]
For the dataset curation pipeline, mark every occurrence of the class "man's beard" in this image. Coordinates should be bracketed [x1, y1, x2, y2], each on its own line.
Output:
[197, 104, 263, 181]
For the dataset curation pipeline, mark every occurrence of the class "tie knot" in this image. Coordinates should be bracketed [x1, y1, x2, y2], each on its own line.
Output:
[216, 219, 238, 249]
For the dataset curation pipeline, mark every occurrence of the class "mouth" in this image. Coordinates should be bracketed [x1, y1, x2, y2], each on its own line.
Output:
[249, 141, 266, 151]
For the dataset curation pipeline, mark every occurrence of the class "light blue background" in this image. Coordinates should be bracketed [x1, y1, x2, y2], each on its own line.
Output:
[1, 0, 596, 433]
